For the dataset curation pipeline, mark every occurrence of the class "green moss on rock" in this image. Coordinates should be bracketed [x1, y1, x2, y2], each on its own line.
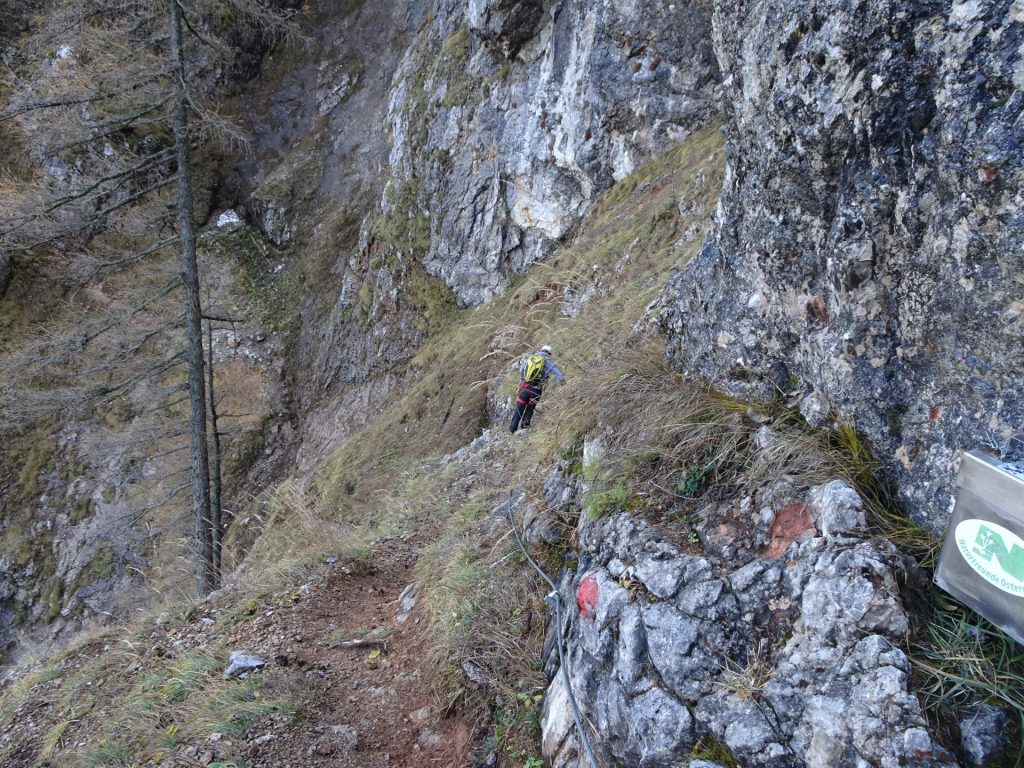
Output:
[43, 579, 63, 623]
[15, 433, 56, 502]
[83, 544, 116, 581]
[200, 226, 299, 334]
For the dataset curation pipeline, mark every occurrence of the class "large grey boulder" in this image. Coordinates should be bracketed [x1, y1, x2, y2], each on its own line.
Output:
[658, 0, 1024, 532]
[542, 481, 959, 767]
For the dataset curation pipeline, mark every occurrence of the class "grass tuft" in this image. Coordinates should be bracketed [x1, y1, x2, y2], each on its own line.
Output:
[573, 345, 848, 523]
[716, 641, 773, 701]
[416, 498, 548, 758]
[689, 735, 740, 767]
[912, 603, 1024, 762]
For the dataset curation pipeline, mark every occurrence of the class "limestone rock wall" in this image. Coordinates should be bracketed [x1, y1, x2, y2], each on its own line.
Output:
[658, 0, 1024, 530]
[385, 0, 720, 305]
[275, 0, 720, 456]
[540, 492, 957, 768]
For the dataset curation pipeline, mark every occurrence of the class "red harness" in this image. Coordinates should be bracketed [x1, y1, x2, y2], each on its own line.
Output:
[517, 380, 541, 405]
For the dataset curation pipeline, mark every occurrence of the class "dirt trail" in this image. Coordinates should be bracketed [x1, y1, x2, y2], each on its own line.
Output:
[232, 531, 471, 768]
[0, 530, 475, 768]
[2, 432, 536, 768]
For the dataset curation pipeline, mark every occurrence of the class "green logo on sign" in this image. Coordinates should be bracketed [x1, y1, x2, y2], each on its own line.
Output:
[972, 525, 1024, 580]
[955, 519, 1024, 597]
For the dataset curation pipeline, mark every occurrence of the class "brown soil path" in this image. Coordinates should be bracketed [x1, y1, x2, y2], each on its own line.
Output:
[0, 531, 474, 768]
[230, 531, 472, 768]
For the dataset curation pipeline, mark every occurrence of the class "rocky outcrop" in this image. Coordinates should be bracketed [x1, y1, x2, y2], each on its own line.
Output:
[0, 421, 155, 662]
[467, 0, 545, 58]
[541, 482, 957, 768]
[266, 0, 721, 432]
[658, 0, 1024, 531]
[386, 0, 720, 305]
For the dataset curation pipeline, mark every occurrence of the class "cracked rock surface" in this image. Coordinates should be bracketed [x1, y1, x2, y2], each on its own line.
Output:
[658, 0, 1024, 531]
[542, 481, 957, 768]
[387, 0, 720, 305]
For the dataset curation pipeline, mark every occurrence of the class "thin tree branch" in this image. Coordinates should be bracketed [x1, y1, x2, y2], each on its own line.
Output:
[45, 148, 175, 213]
[201, 311, 242, 323]
[75, 234, 181, 286]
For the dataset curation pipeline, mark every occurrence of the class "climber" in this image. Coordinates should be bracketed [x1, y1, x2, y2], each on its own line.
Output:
[509, 344, 566, 434]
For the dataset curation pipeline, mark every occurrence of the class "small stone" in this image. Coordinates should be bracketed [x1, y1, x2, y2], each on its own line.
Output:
[331, 724, 358, 748]
[809, 480, 866, 537]
[417, 729, 444, 749]
[607, 557, 627, 578]
[959, 704, 1010, 766]
[223, 651, 266, 679]
[216, 209, 241, 228]
[396, 583, 419, 624]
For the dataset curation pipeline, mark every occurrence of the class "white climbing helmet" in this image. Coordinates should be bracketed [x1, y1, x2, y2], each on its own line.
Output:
[540, 344, 553, 356]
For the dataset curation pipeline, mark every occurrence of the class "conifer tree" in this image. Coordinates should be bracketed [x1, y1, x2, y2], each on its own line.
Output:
[0, 0, 295, 593]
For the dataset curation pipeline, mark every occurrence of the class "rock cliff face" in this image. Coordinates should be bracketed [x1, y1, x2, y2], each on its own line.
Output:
[658, 0, 1024, 530]
[269, 0, 721, 462]
[385, 0, 720, 305]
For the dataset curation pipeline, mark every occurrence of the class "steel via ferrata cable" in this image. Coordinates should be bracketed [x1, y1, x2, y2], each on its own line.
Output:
[505, 491, 599, 768]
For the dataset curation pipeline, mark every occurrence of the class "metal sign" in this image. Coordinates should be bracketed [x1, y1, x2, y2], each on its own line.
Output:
[935, 450, 1024, 645]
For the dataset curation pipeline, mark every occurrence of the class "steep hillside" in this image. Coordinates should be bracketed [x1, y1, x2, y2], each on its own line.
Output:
[0, 217, 289, 662]
[2, 0, 1022, 766]
[0, 0, 721, 666]
[0, 124, 727, 768]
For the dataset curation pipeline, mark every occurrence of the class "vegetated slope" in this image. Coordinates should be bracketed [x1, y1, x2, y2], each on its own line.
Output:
[0, 215, 289, 665]
[0, 124, 726, 767]
[0, 0, 298, 660]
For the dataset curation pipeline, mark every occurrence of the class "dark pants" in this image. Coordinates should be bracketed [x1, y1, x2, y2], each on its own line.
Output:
[510, 381, 542, 433]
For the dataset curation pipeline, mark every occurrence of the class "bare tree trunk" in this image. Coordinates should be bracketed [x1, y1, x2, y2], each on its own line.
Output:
[205, 319, 223, 579]
[170, 0, 214, 595]
[0, 250, 12, 300]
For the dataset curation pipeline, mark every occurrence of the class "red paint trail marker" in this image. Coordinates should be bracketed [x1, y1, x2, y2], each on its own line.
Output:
[577, 572, 599, 620]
